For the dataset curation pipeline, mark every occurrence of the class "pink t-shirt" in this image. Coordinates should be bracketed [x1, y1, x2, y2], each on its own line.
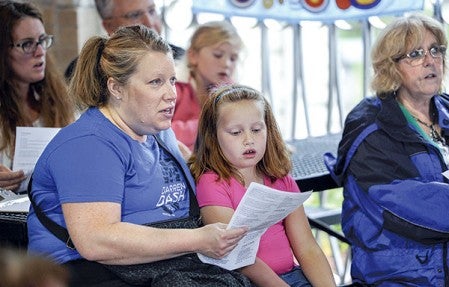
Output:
[196, 172, 301, 274]
[172, 81, 201, 150]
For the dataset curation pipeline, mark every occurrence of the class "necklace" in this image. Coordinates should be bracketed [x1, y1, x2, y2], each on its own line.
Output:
[409, 112, 449, 167]
[412, 116, 446, 145]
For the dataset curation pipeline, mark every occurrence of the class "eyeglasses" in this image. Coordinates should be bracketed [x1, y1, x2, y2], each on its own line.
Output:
[10, 35, 54, 54]
[397, 45, 446, 66]
[105, 7, 158, 22]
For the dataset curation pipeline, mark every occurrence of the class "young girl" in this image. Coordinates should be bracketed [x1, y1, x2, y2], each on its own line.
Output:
[172, 20, 243, 151]
[189, 84, 336, 287]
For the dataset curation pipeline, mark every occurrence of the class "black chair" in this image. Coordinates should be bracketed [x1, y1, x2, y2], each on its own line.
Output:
[288, 133, 352, 285]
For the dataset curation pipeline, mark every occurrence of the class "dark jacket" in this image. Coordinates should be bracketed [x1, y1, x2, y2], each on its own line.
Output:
[326, 93, 449, 286]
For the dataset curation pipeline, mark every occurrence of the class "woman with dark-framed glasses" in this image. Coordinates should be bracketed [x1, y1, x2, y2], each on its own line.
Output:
[0, 0, 75, 193]
[326, 13, 449, 286]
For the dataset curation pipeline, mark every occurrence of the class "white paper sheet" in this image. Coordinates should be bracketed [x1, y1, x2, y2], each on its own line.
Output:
[12, 127, 60, 174]
[0, 189, 30, 212]
[198, 182, 312, 270]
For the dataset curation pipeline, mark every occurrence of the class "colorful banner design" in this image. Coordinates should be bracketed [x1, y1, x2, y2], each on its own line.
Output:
[191, 0, 425, 23]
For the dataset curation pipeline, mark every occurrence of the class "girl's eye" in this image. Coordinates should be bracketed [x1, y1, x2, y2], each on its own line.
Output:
[252, 128, 261, 133]
[230, 130, 241, 136]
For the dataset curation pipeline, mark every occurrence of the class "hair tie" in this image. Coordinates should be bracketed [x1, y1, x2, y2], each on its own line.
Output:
[95, 39, 106, 82]
[97, 39, 105, 65]
[96, 39, 108, 103]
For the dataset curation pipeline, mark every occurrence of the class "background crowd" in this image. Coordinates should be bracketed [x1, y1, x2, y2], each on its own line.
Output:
[2, 0, 449, 286]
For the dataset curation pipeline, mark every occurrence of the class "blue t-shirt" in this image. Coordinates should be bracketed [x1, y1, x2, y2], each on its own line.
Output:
[27, 107, 194, 263]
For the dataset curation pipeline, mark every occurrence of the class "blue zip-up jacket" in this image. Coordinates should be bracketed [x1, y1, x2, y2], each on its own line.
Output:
[325, 93, 449, 286]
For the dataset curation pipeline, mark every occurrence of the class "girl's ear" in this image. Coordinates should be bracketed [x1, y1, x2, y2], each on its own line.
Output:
[187, 48, 198, 67]
[107, 77, 123, 100]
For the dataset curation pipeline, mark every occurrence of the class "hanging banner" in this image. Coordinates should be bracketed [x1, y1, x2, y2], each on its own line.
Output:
[191, 0, 425, 23]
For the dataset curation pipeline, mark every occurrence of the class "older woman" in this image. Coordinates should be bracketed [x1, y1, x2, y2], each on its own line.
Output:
[27, 25, 250, 287]
[0, 1, 74, 192]
[326, 13, 449, 286]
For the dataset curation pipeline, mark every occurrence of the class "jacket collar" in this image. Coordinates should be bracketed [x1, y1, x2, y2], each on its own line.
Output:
[376, 93, 419, 144]
[377, 92, 449, 142]
[332, 92, 449, 182]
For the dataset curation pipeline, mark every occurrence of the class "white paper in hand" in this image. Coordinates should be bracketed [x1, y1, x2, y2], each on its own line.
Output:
[198, 182, 312, 270]
[13, 127, 60, 175]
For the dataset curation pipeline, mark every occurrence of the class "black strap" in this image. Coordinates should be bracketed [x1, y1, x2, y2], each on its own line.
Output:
[27, 175, 75, 249]
[27, 134, 199, 250]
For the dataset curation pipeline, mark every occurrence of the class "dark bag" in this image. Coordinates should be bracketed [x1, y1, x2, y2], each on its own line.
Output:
[104, 254, 250, 287]
[103, 217, 251, 287]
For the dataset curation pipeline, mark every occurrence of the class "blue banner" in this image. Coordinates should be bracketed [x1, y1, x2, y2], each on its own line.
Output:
[191, 0, 425, 23]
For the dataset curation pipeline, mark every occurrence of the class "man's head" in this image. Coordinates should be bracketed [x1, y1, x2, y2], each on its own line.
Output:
[95, 0, 162, 35]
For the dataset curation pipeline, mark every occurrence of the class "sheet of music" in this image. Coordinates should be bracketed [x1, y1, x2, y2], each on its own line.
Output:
[198, 182, 312, 270]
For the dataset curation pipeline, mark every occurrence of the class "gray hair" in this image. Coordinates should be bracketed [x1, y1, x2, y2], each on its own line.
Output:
[94, 0, 114, 19]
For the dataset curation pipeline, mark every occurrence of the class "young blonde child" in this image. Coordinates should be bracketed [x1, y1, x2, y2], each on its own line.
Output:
[173, 20, 243, 152]
[189, 84, 336, 287]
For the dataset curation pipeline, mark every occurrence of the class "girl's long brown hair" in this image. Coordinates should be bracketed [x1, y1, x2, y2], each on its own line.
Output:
[189, 84, 291, 185]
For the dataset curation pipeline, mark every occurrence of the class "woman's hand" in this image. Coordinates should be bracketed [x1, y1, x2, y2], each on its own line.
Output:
[0, 165, 26, 192]
[197, 223, 247, 259]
